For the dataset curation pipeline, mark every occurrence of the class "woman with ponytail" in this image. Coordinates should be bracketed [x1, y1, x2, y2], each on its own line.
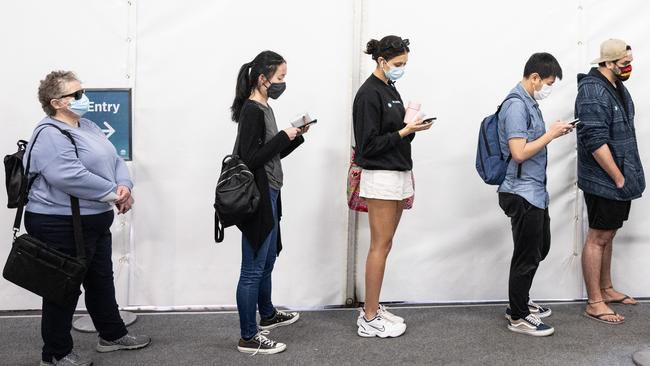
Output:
[353, 36, 432, 338]
[229, 50, 308, 354]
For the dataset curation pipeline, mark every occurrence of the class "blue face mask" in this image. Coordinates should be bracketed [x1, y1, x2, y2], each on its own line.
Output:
[382, 60, 405, 81]
[67, 93, 90, 117]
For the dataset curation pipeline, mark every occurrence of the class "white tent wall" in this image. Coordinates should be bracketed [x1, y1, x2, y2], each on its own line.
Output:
[0, 0, 647, 311]
[355, 0, 650, 303]
[128, 0, 353, 308]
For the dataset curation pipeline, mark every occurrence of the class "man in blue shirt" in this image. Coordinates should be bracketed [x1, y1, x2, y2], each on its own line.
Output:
[576, 39, 645, 325]
[498, 53, 574, 336]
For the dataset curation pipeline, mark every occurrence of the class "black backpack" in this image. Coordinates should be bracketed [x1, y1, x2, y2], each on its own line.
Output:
[4, 140, 29, 208]
[213, 128, 260, 243]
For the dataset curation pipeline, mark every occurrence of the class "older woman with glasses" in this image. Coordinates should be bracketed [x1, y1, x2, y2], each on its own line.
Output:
[25, 71, 150, 366]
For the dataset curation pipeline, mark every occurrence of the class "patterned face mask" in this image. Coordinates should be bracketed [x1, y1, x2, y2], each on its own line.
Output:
[616, 64, 632, 82]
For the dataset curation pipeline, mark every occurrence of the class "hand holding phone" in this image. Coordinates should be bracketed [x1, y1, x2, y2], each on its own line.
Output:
[421, 117, 437, 124]
[301, 119, 318, 127]
[291, 113, 317, 128]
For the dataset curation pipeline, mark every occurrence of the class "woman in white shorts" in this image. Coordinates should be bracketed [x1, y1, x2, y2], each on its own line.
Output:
[352, 35, 432, 338]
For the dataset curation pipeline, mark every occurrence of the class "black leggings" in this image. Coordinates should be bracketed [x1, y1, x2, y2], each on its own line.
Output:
[25, 210, 127, 362]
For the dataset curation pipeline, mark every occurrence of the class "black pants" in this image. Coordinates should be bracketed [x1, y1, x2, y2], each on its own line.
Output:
[25, 210, 127, 362]
[498, 193, 551, 320]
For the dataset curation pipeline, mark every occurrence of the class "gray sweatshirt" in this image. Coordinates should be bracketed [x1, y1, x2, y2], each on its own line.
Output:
[24, 117, 133, 215]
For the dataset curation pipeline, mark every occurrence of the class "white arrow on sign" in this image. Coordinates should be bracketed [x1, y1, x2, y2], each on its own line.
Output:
[102, 122, 116, 139]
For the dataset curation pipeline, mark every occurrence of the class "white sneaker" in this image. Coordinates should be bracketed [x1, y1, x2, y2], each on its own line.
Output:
[378, 304, 405, 324]
[357, 315, 406, 338]
[358, 305, 405, 324]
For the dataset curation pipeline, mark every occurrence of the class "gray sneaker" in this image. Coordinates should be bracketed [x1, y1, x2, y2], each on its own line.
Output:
[96, 334, 151, 353]
[39, 351, 93, 366]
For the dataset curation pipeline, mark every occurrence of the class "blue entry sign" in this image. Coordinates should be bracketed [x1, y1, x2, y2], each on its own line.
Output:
[84, 89, 133, 161]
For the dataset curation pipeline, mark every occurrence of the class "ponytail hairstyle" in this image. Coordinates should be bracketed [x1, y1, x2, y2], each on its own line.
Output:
[364, 35, 410, 63]
[231, 50, 286, 122]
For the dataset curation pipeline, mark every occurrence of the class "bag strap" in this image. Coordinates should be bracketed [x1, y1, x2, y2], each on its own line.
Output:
[14, 123, 86, 260]
[214, 211, 224, 243]
[500, 93, 532, 129]
[499, 93, 532, 179]
[12, 125, 54, 235]
[232, 121, 244, 156]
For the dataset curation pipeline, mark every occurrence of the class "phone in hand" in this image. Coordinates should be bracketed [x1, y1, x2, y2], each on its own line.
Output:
[421, 117, 437, 124]
[291, 113, 317, 128]
[301, 119, 318, 127]
[569, 118, 581, 126]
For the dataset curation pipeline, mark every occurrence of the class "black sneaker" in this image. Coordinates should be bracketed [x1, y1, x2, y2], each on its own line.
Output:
[237, 331, 286, 355]
[259, 310, 300, 330]
[505, 300, 552, 320]
[508, 314, 555, 337]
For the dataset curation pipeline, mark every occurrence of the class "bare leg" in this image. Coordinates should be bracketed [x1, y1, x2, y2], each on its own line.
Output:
[599, 230, 638, 304]
[364, 199, 401, 319]
[599, 235, 615, 289]
[582, 228, 624, 321]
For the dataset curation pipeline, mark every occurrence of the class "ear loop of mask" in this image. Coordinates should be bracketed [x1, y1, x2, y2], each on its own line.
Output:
[379, 58, 390, 72]
[607, 61, 621, 74]
[52, 97, 70, 110]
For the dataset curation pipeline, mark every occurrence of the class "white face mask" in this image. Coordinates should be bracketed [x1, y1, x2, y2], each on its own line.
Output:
[534, 83, 553, 101]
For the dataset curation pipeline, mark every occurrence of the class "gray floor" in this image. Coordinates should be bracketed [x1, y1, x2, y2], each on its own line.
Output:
[1, 302, 649, 366]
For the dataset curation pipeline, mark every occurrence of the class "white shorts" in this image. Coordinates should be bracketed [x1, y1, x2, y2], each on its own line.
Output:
[359, 169, 414, 200]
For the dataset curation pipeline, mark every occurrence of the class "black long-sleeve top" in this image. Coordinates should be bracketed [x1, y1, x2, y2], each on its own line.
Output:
[353, 74, 414, 171]
[236, 99, 304, 255]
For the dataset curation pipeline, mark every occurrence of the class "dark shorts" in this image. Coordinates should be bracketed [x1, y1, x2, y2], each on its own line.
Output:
[584, 192, 631, 230]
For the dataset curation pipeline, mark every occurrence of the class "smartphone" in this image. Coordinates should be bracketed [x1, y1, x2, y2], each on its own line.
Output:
[569, 118, 581, 126]
[291, 113, 317, 128]
[422, 117, 437, 124]
[301, 119, 318, 127]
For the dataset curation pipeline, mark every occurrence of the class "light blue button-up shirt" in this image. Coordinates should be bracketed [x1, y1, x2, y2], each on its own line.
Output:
[497, 83, 549, 209]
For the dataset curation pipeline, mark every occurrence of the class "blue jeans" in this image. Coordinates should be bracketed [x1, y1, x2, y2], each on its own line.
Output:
[236, 188, 279, 339]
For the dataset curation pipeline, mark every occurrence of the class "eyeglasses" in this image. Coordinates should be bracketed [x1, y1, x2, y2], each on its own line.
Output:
[59, 89, 85, 100]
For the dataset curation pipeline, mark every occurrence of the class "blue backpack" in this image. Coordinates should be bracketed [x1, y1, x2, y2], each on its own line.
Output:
[475, 93, 531, 185]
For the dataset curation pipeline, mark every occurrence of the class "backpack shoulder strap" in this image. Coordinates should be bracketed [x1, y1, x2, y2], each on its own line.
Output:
[14, 123, 85, 260]
[497, 93, 531, 179]
[498, 93, 532, 129]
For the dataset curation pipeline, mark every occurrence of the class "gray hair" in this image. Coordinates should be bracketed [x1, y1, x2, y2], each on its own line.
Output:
[38, 70, 79, 116]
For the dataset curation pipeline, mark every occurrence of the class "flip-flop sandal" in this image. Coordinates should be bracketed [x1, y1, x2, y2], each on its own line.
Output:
[605, 295, 638, 305]
[583, 311, 625, 325]
[601, 286, 638, 305]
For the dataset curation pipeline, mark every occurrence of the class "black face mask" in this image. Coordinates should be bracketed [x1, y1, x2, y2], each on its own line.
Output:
[266, 82, 286, 99]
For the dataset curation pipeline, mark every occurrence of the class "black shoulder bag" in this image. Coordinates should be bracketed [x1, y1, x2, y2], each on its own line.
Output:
[2, 124, 87, 307]
[213, 124, 260, 243]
